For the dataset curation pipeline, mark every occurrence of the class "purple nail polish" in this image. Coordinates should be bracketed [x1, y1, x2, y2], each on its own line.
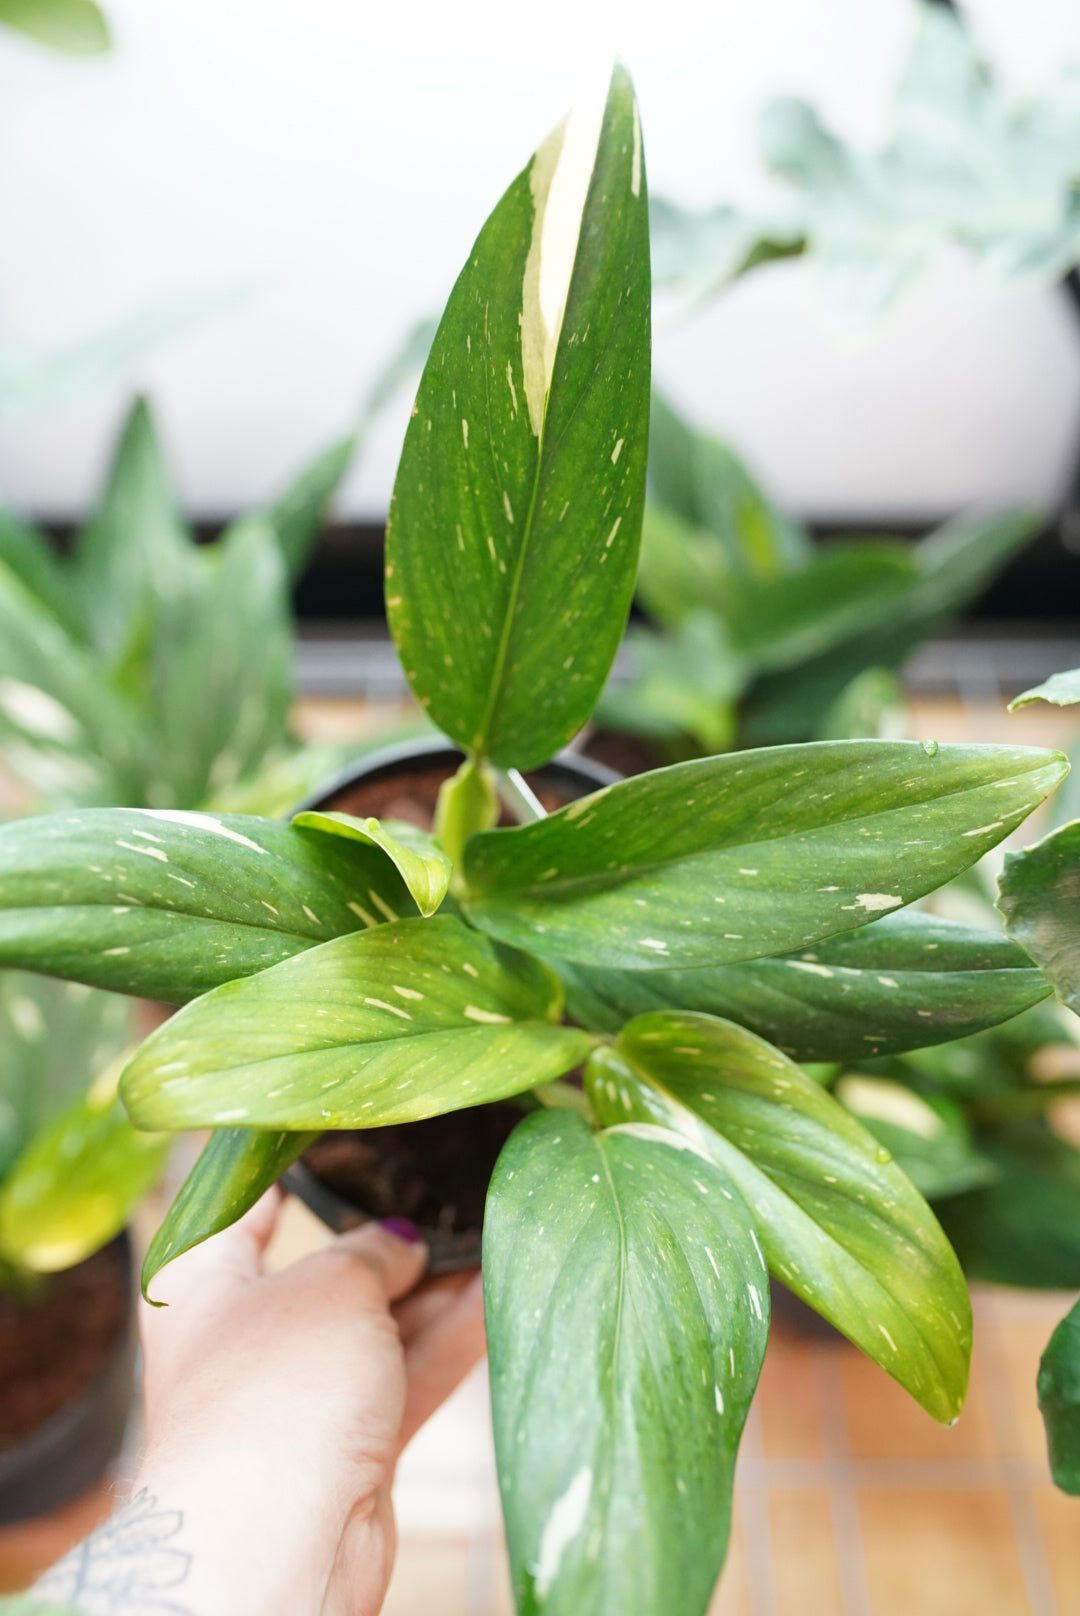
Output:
[380, 1216, 423, 1245]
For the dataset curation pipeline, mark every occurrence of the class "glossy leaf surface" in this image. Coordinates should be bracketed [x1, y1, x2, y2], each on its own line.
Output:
[0, 808, 418, 1001]
[998, 821, 1080, 1014]
[0, 1064, 168, 1273]
[586, 1012, 972, 1420]
[557, 910, 1051, 1060]
[1010, 667, 1080, 711]
[143, 1127, 315, 1300]
[485, 1109, 768, 1616]
[1038, 1298, 1080, 1494]
[120, 916, 590, 1131]
[464, 741, 1065, 970]
[293, 812, 451, 917]
[386, 67, 650, 768]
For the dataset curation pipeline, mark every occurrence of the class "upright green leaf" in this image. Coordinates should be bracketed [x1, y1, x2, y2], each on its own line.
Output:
[635, 501, 735, 630]
[148, 519, 292, 807]
[0, 1062, 168, 1273]
[646, 393, 808, 579]
[464, 741, 1066, 969]
[998, 821, 1080, 1013]
[73, 397, 197, 661]
[0, 510, 81, 637]
[293, 812, 451, 917]
[119, 916, 591, 1131]
[0, 974, 135, 1179]
[1010, 668, 1080, 711]
[557, 910, 1051, 1060]
[1038, 1298, 1080, 1494]
[586, 1012, 972, 1421]
[0, 0, 109, 53]
[386, 66, 650, 768]
[485, 1109, 769, 1616]
[0, 808, 420, 1001]
[142, 1127, 316, 1301]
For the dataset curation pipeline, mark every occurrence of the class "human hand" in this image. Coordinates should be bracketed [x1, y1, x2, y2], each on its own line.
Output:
[37, 1191, 486, 1616]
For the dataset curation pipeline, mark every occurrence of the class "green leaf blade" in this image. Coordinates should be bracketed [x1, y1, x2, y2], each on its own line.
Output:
[119, 916, 591, 1131]
[557, 909, 1051, 1060]
[0, 808, 420, 1002]
[142, 1127, 316, 1301]
[1010, 668, 1080, 711]
[464, 741, 1066, 970]
[292, 812, 451, 917]
[485, 1109, 769, 1616]
[386, 67, 650, 768]
[1038, 1298, 1080, 1494]
[998, 821, 1080, 1014]
[586, 1011, 972, 1422]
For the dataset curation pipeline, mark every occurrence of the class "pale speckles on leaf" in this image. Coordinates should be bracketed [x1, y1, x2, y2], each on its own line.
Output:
[611, 437, 624, 465]
[116, 840, 168, 864]
[369, 891, 399, 924]
[364, 997, 413, 1021]
[503, 490, 515, 526]
[605, 517, 621, 549]
[347, 900, 378, 928]
[462, 418, 469, 449]
[463, 1004, 512, 1025]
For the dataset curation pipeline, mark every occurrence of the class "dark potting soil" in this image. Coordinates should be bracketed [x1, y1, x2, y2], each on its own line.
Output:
[298, 758, 577, 1233]
[321, 763, 566, 830]
[0, 1243, 127, 1449]
[302, 1104, 525, 1233]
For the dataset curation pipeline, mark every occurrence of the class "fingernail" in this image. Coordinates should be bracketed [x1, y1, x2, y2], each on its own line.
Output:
[380, 1216, 423, 1245]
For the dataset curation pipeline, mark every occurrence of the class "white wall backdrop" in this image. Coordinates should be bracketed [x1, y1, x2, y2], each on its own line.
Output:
[1, 0, 1079, 523]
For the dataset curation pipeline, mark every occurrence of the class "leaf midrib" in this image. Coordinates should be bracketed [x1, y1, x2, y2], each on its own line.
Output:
[634, 1059, 964, 1404]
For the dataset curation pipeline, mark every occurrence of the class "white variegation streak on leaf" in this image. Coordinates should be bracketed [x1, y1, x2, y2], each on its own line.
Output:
[521, 85, 607, 434]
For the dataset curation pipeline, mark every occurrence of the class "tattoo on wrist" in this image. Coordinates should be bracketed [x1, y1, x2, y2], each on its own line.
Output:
[34, 1488, 193, 1616]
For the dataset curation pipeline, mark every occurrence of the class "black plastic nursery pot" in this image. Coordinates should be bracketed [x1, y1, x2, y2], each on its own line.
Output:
[0, 1231, 137, 1524]
[282, 738, 620, 1274]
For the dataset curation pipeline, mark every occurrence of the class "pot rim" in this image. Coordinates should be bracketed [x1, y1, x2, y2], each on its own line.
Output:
[285, 740, 622, 1272]
[291, 734, 620, 817]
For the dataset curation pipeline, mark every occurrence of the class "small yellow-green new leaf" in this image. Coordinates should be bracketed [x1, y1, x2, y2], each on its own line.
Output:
[0, 1059, 168, 1273]
[292, 812, 451, 917]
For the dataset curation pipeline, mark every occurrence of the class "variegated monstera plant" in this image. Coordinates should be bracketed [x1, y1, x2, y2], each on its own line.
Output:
[0, 68, 1074, 1615]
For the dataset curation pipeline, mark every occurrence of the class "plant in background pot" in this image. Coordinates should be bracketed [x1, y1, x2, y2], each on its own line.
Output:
[0, 67, 1072, 1613]
[0, 974, 168, 1523]
[594, 391, 1039, 758]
